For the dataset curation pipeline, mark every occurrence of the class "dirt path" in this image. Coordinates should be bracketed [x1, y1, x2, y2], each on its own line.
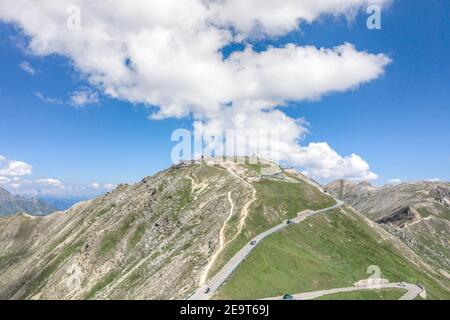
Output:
[199, 191, 236, 285]
[198, 164, 257, 285]
[223, 166, 257, 244]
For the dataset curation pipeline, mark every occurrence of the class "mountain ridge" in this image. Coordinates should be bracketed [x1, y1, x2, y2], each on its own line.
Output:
[0, 162, 448, 300]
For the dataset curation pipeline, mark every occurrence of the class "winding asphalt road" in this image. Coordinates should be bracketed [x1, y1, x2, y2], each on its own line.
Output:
[188, 199, 344, 300]
[263, 282, 424, 300]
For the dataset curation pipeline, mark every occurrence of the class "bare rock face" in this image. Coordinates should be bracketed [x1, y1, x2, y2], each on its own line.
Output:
[325, 180, 450, 221]
[325, 180, 450, 273]
[375, 206, 419, 228]
[431, 185, 450, 209]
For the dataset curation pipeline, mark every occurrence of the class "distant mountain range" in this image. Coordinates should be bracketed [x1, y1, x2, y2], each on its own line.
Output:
[38, 196, 89, 211]
[0, 187, 58, 217]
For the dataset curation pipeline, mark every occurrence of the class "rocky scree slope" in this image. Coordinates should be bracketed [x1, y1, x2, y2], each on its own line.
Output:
[325, 180, 450, 275]
[0, 163, 254, 299]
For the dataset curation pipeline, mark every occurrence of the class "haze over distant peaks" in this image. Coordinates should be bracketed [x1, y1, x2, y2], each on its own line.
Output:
[0, 187, 58, 217]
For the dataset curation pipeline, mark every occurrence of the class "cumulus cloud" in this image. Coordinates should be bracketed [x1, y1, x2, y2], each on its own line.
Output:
[0, 0, 391, 180]
[0, 155, 33, 176]
[427, 178, 441, 182]
[290, 143, 379, 181]
[0, 155, 112, 196]
[212, 0, 389, 37]
[387, 178, 402, 185]
[200, 103, 378, 180]
[19, 61, 36, 75]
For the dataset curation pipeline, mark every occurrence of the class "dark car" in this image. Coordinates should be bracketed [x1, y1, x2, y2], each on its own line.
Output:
[250, 240, 257, 245]
[282, 294, 294, 300]
[287, 220, 294, 225]
[204, 287, 211, 294]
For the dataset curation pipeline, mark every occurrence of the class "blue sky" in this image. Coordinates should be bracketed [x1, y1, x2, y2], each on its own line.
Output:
[0, 0, 448, 196]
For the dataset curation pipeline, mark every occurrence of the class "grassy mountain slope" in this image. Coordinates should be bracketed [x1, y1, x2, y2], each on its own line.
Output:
[325, 180, 450, 276]
[206, 160, 336, 281]
[215, 206, 450, 300]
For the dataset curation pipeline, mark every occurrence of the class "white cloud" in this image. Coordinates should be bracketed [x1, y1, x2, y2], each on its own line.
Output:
[0, 0, 391, 180]
[212, 0, 389, 37]
[0, 155, 33, 176]
[0, 155, 112, 197]
[1, 176, 114, 197]
[91, 182, 101, 189]
[427, 178, 441, 182]
[387, 178, 402, 184]
[0, 176, 11, 184]
[35, 89, 99, 107]
[92, 183, 116, 191]
[19, 61, 36, 75]
[201, 104, 378, 181]
[34, 91, 64, 105]
[69, 89, 99, 107]
[0, 156, 66, 193]
[3, 177, 32, 190]
[35, 178, 65, 189]
[227, 43, 389, 102]
[290, 143, 378, 181]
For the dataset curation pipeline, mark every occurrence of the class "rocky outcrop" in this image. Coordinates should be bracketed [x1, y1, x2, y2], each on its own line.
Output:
[375, 206, 419, 228]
